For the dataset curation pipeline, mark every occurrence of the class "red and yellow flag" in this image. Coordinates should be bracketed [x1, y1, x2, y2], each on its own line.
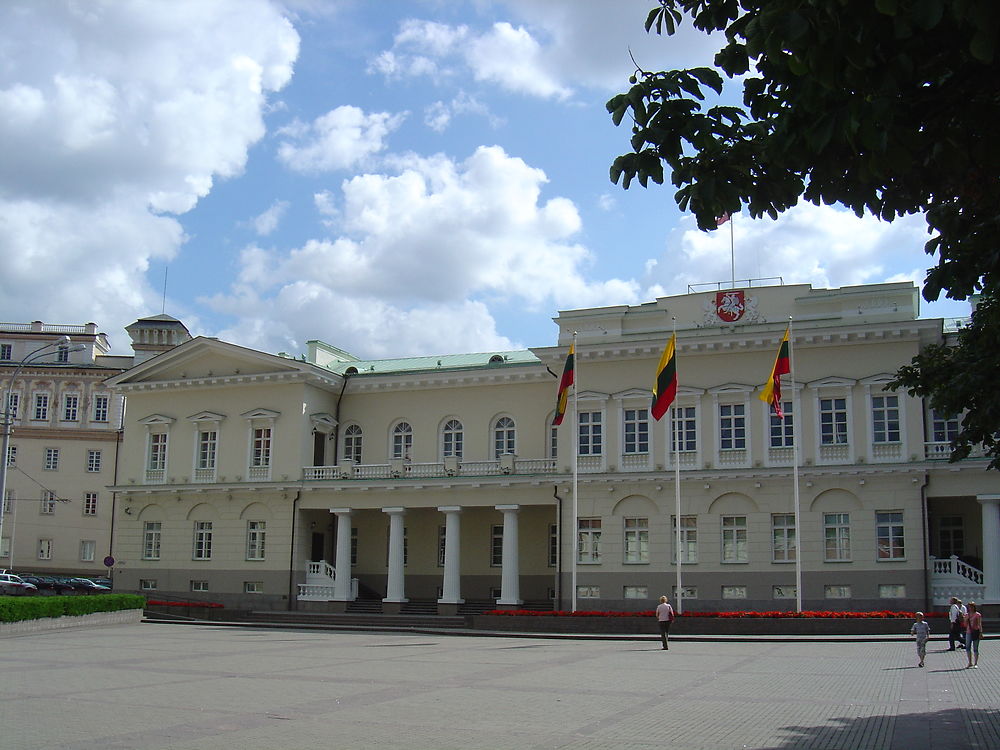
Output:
[651, 334, 677, 421]
[760, 326, 791, 418]
[552, 342, 575, 426]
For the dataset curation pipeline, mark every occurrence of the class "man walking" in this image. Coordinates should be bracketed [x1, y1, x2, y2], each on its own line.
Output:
[948, 597, 967, 651]
[655, 595, 675, 650]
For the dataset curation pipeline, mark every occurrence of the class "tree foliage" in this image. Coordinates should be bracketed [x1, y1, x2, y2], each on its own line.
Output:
[608, 0, 1000, 468]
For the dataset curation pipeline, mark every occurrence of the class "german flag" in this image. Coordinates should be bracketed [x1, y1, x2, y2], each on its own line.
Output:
[552, 342, 575, 426]
[651, 334, 677, 421]
[760, 326, 791, 418]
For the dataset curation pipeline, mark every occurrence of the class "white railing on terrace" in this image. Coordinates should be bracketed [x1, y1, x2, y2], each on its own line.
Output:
[304, 457, 559, 481]
[620, 453, 651, 471]
[193, 468, 216, 483]
[929, 555, 985, 605]
[298, 560, 358, 601]
[247, 465, 271, 481]
[0, 322, 91, 334]
[924, 442, 986, 460]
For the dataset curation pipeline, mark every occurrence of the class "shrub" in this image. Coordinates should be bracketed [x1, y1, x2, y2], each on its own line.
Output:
[0, 594, 145, 623]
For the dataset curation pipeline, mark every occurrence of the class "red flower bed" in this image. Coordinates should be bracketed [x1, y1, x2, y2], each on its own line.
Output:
[146, 600, 224, 608]
[484, 609, 945, 619]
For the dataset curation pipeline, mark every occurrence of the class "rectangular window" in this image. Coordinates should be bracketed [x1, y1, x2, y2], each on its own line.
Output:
[6, 392, 18, 421]
[772, 514, 797, 562]
[6, 444, 15, 467]
[549, 422, 558, 459]
[719, 403, 746, 450]
[819, 397, 848, 444]
[623, 517, 649, 563]
[722, 585, 747, 599]
[577, 585, 600, 598]
[721, 516, 748, 562]
[3, 489, 12, 513]
[876, 511, 905, 560]
[671, 406, 697, 452]
[0, 537, 8, 558]
[38, 538, 53, 560]
[252, 427, 272, 467]
[623, 408, 649, 454]
[879, 584, 906, 598]
[56, 345, 69, 363]
[825, 585, 851, 599]
[871, 395, 900, 443]
[62, 394, 79, 422]
[92, 395, 110, 423]
[490, 524, 503, 567]
[190, 580, 209, 592]
[33, 393, 49, 420]
[0, 343, 10, 360]
[198, 430, 218, 470]
[931, 410, 959, 442]
[44, 447, 59, 470]
[577, 518, 602, 563]
[672, 585, 697, 600]
[769, 401, 794, 448]
[578, 411, 602, 456]
[40, 491, 56, 514]
[437, 525, 446, 567]
[351, 527, 358, 566]
[246, 520, 266, 560]
[772, 585, 797, 599]
[824, 513, 851, 561]
[79, 540, 96, 562]
[548, 523, 558, 567]
[83, 492, 98, 516]
[193, 521, 213, 560]
[143, 521, 162, 560]
[87, 450, 102, 473]
[672, 515, 698, 564]
[244, 581, 263, 594]
[623, 585, 648, 599]
[139, 579, 157, 591]
[938, 516, 964, 558]
[148, 433, 167, 470]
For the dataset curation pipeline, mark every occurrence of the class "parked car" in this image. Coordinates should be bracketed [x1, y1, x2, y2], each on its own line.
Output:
[69, 578, 111, 593]
[0, 572, 38, 595]
[20, 575, 75, 594]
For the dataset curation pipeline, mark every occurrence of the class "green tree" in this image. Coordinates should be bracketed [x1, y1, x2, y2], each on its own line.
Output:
[608, 0, 1000, 468]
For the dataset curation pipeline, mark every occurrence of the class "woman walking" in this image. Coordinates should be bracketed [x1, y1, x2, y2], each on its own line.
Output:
[966, 601, 983, 668]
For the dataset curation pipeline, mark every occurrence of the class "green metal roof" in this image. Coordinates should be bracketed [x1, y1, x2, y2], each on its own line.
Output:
[322, 349, 540, 376]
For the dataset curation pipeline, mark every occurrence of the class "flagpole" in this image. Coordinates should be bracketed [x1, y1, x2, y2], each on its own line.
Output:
[571, 331, 579, 613]
[730, 215, 735, 286]
[788, 317, 802, 613]
[672, 317, 683, 614]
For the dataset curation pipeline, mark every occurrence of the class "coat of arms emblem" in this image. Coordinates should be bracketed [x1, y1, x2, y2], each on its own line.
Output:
[715, 290, 746, 322]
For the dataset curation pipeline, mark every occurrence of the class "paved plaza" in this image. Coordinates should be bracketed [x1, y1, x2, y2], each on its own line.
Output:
[1, 623, 997, 749]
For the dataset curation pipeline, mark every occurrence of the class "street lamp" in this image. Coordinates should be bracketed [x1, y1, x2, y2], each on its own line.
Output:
[0, 336, 86, 567]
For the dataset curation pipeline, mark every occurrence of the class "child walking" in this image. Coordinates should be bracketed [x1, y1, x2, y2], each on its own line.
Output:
[910, 611, 931, 667]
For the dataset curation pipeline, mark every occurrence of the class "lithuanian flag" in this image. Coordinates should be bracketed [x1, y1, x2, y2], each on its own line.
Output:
[651, 334, 677, 421]
[760, 326, 791, 418]
[552, 342, 575, 426]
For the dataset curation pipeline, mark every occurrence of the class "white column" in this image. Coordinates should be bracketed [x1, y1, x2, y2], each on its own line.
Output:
[437, 506, 463, 604]
[979, 495, 1000, 603]
[382, 507, 407, 603]
[330, 508, 354, 601]
[496, 504, 522, 606]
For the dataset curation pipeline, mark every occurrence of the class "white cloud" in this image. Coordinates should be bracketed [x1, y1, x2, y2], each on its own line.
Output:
[276, 105, 405, 173]
[252, 200, 290, 236]
[205, 145, 643, 356]
[466, 22, 571, 99]
[0, 0, 299, 346]
[423, 92, 500, 133]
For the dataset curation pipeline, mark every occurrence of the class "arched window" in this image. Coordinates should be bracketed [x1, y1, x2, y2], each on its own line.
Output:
[442, 419, 463, 459]
[344, 424, 363, 464]
[493, 416, 516, 458]
[392, 422, 413, 459]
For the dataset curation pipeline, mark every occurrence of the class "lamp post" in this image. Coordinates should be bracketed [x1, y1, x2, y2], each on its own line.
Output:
[0, 335, 81, 566]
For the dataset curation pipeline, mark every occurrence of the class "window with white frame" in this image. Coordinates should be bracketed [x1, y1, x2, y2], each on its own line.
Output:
[719, 403, 746, 450]
[672, 515, 698, 563]
[193, 521, 213, 560]
[722, 585, 747, 599]
[197, 429, 218, 473]
[672, 585, 697, 600]
[251, 427, 272, 468]
[62, 394, 79, 422]
[437, 525, 446, 567]
[577, 518, 602, 563]
[40, 490, 56, 514]
[38, 538, 53, 559]
[548, 523, 558, 567]
[246, 520, 266, 560]
[819, 397, 849, 444]
[56, 344, 69, 363]
[824, 513, 851, 561]
[871, 395, 900, 443]
[6, 444, 16, 467]
[623, 517, 649, 563]
[33, 392, 49, 421]
[143, 521, 162, 560]
[773, 585, 797, 599]
[876, 511, 905, 560]
[190, 580, 209, 592]
[931, 410, 959, 442]
[392, 422, 412, 459]
[721, 516, 748, 562]
[140, 579, 157, 590]
[879, 584, 905, 598]
[44, 447, 59, 470]
[624, 585, 648, 599]
[769, 401, 794, 448]
[577, 585, 600, 598]
[493, 416, 516, 458]
[578, 411, 602, 455]
[6, 392, 18, 420]
[623, 408, 649, 454]
[244, 581, 263, 593]
[92, 394, 110, 423]
[548, 419, 558, 459]
[0, 343, 10, 360]
[824, 584, 851, 599]
[344, 424, 363, 464]
[83, 492, 97, 516]
[772, 514, 797, 562]
[3, 489, 12, 513]
[87, 449, 102, 473]
[442, 419, 463, 459]
[148, 432, 167, 471]
[0, 537, 9, 557]
[938, 516, 964, 558]
[671, 405, 697, 452]
[79, 540, 96, 562]
[490, 524, 503, 566]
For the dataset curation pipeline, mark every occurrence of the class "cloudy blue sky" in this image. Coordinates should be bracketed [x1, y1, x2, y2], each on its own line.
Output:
[0, 0, 969, 358]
